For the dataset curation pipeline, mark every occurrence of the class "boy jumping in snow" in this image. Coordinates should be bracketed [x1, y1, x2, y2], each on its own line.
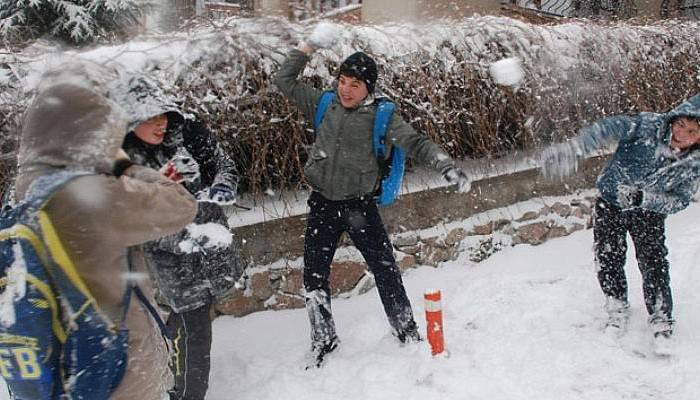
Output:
[541, 93, 700, 353]
[274, 23, 471, 368]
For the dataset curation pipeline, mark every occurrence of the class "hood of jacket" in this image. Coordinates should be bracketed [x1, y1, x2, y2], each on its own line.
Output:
[666, 93, 700, 121]
[16, 61, 128, 196]
[113, 73, 180, 133]
[661, 93, 700, 141]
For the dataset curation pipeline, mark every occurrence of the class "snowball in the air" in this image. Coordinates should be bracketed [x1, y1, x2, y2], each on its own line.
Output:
[489, 57, 524, 87]
[307, 22, 342, 49]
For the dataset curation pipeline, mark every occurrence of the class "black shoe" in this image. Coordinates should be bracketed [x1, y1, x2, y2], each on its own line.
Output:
[306, 337, 339, 369]
[395, 321, 422, 344]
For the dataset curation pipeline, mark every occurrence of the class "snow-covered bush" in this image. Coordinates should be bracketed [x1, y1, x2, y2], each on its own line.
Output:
[0, 0, 152, 45]
[1, 16, 699, 196]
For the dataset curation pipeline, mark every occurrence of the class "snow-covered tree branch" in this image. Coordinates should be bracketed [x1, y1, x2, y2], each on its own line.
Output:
[0, 0, 152, 45]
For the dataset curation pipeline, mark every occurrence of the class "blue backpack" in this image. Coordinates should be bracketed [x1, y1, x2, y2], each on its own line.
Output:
[313, 90, 406, 206]
[0, 171, 159, 400]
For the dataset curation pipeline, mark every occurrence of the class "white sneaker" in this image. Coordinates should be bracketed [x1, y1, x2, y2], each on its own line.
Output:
[649, 316, 674, 356]
[652, 330, 674, 357]
[604, 298, 630, 337]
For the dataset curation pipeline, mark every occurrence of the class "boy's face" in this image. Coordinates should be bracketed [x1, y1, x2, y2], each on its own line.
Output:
[134, 114, 168, 145]
[337, 74, 369, 109]
[670, 117, 700, 150]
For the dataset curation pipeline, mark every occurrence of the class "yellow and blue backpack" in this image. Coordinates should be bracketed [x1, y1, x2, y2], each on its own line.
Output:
[0, 171, 134, 399]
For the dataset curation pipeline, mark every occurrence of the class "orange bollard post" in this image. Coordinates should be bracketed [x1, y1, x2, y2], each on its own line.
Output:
[424, 289, 445, 356]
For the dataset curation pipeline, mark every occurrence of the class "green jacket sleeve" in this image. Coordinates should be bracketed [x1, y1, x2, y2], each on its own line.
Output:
[273, 49, 323, 122]
[387, 114, 455, 173]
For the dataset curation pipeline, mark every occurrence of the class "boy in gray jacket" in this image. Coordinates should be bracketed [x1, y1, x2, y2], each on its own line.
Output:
[274, 23, 471, 367]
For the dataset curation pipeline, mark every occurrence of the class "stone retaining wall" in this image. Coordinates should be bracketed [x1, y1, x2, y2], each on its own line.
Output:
[216, 156, 607, 317]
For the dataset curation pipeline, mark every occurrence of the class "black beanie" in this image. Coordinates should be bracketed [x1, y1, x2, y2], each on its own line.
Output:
[338, 52, 378, 93]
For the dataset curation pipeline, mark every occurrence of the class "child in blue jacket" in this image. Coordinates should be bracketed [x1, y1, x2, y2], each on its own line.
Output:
[541, 94, 700, 353]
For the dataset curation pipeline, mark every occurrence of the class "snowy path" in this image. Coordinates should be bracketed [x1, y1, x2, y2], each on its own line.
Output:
[208, 203, 700, 400]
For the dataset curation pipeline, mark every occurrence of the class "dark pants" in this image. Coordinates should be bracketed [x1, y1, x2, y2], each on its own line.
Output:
[167, 303, 212, 400]
[303, 192, 416, 346]
[593, 198, 673, 321]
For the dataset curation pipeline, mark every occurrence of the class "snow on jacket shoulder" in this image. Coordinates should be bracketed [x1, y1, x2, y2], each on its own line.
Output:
[576, 94, 700, 214]
[15, 61, 197, 400]
[274, 48, 456, 200]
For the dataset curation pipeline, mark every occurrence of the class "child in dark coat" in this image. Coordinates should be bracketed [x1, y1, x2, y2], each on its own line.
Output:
[119, 75, 245, 400]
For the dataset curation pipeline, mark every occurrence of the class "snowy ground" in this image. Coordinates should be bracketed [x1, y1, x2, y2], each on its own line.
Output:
[1, 196, 698, 399]
[208, 201, 700, 400]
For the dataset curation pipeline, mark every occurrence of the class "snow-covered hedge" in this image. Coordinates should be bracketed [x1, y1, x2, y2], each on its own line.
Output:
[1, 16, 699, 195]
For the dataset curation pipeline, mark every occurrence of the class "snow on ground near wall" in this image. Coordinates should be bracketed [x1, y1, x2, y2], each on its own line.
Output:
[209, 202, 700, 400]
[0, 197, 698, 398]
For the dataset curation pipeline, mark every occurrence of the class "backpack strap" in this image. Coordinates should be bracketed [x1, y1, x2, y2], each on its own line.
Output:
[21, 170, 90, 215]
[315, 92, 397, 150]
[372, 99, 396, 159]
[313, 90, 336, 132]
[134, 285, 169, 335]
[372, 99, 406, 206]
[126, 248, 171, 341]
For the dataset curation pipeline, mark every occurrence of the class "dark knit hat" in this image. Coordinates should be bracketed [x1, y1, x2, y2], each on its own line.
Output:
[338, 52, 378, 93]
